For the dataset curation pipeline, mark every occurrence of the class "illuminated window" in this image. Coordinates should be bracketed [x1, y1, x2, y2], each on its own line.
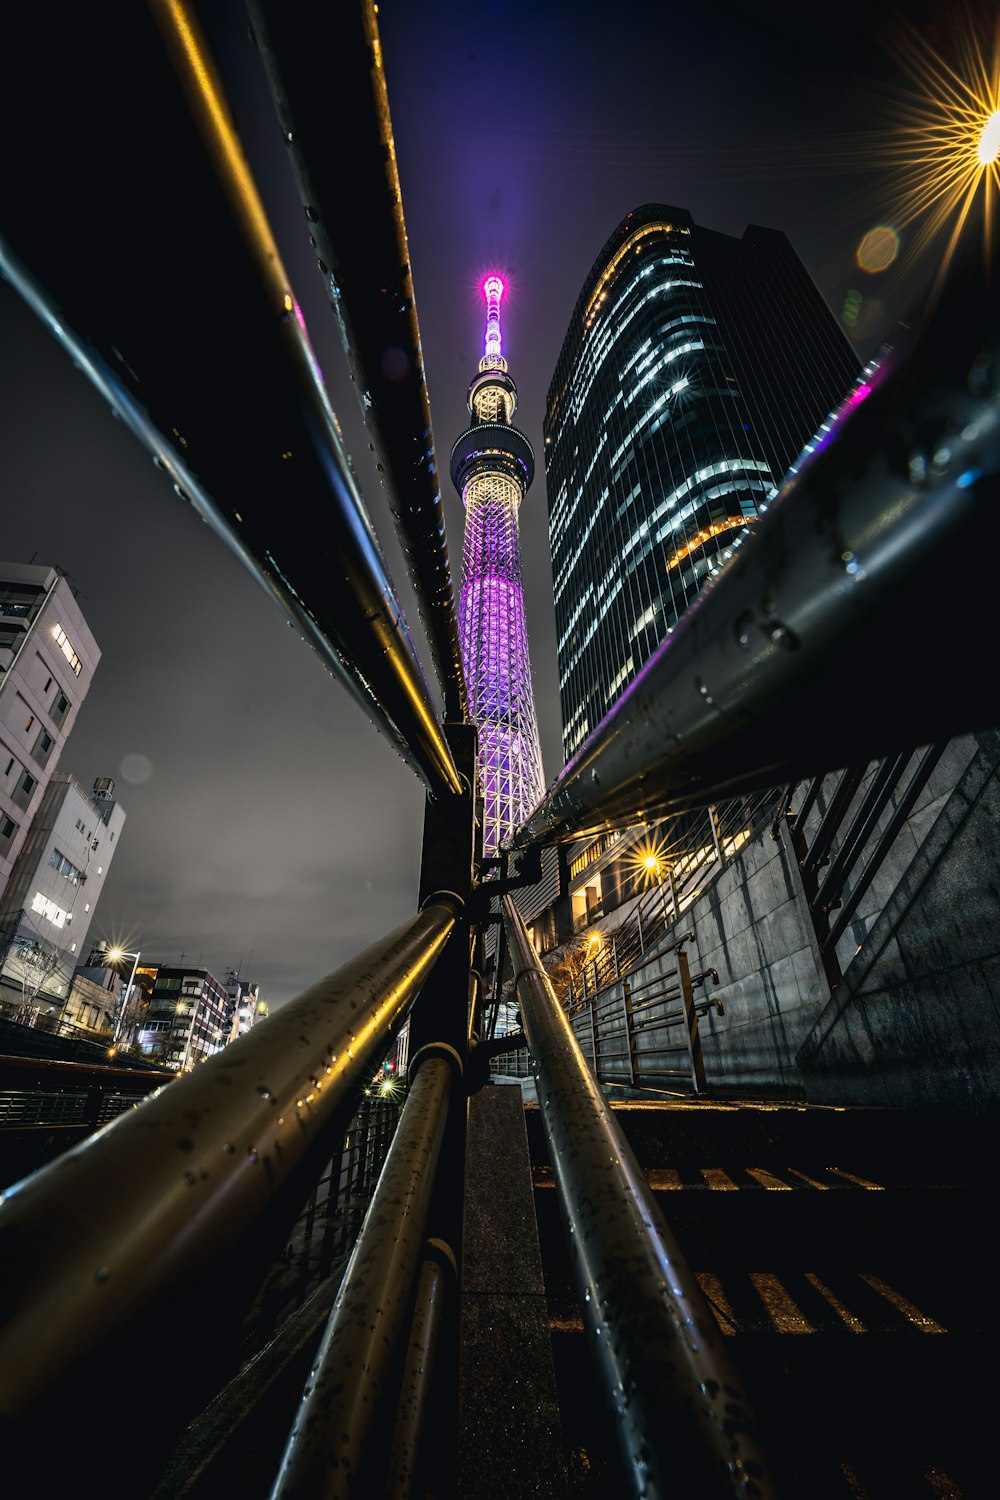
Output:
[51, 623, 83, 675]
[31, 890, 70, 928]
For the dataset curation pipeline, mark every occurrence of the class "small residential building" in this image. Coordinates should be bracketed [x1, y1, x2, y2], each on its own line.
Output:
[61, 964, 122, 1038]
[1, 562, 99, 897]
[138, 965, 230, 1071]
[0, 774, 126, 1021]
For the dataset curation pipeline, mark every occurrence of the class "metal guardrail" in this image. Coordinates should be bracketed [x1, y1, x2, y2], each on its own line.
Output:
[0, 2, 996, 1496]
[570, 937, 721, 1094]
[502, 895, 776, 1496]
[0, 897, 458, 1422]
[271, 1045, 460, 1497]
[247, 0, 468, 722]
[567, 789, 775, 1003]
[0, 1053, 174, 1186]
[237, 1091, 404, 1361]
[1, 2, 462, 802]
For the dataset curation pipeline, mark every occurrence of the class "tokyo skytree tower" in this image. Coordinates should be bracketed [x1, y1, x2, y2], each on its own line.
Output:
[450, 276, 545, 854]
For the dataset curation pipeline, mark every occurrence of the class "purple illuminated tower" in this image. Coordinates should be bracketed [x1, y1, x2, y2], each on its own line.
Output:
[451, 276, 545, 854]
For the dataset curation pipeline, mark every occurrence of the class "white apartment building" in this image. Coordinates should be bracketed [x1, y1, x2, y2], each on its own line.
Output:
[0, 773, 126, 1019]
[1, 562, 99, 896]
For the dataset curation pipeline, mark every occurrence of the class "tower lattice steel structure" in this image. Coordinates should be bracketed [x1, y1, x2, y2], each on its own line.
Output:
[451, 277, 545, 854]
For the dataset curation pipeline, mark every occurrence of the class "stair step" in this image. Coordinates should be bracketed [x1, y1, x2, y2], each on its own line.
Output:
[543, 1264, 977, 1337]
[532, 1176, 993, 1279]
[524, 1101, 1000, 1182]
[525, 1098, 998, 1496]
[550, 1327, 992, 1498]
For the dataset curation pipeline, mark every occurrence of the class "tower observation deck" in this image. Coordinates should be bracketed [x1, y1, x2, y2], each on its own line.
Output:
[451, 276, 545, 854]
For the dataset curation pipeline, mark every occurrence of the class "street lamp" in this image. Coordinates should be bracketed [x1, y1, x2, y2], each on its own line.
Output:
[105, 945, 141, 1048]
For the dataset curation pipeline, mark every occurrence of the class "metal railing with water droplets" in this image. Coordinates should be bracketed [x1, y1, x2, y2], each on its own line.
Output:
[0, 1, 997, 1496]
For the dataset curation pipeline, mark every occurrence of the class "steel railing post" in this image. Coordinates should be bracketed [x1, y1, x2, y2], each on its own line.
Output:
[676, 942, 706, 1094]
[622, 979, 637, 1088]
[708, 804, 724, 867]
[501, 896, 774, 1498]
[667, 869, 679, 924]
[269, 1046, 462, 1499]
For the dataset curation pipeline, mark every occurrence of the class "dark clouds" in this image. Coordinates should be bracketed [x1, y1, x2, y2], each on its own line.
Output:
[0, 0, 972, 1005]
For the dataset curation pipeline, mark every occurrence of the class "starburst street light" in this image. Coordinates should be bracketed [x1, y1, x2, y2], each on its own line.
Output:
[103, 943, 142, 1047]
[977, 108, 1000, 165]
[626, 835, 669, 889]
[882, 13, 1000, 284]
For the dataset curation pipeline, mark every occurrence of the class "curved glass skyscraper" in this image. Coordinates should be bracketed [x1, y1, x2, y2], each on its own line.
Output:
[545, 205, 859, 763]
[452, 277, 545, 854]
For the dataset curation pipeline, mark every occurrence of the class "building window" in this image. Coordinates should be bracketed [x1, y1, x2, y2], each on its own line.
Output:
[52, 693, 70, 727]
[1, 815, 15, 847]
[33, 727, 54, 765]
[49, 847, 85, 885]
[12, 770, 36, 811]
[51, 623, 83, 676]
[4, 757, 13, 778]
[43, 675, 52, 693]
[24, 713, 34, 733]
[31, 890, 70, 928]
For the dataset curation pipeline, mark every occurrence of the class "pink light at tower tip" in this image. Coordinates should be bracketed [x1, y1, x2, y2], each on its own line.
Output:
[482, 275, 506, 365]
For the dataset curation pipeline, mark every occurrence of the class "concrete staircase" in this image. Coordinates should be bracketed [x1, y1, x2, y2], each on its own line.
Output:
[519, 1093, 998, 1497]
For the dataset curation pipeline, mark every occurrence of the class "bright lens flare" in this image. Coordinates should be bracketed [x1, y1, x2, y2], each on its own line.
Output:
[627, 837, 668, 887]
[882, 15, 1000, 286]
[978, 108, 1000, 164]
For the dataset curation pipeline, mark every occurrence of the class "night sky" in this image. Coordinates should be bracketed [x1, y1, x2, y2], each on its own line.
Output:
[0, 1, 982, 1007]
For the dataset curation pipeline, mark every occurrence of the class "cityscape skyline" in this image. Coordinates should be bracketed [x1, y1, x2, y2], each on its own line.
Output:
[0, 0, 974, 1006]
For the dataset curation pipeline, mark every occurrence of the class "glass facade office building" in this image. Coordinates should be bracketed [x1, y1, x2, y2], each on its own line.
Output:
[545, 204, 859, 762]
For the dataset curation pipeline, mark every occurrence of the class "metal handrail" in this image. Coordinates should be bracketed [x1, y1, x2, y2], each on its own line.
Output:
[512, 248, 1000, 850]
[247, 0, 468, 722]
[150, 1, 462, 800]
[270, 1045, 460, 1498]
[2, 5, 461, 802]
[568, 791, 776, 1007]
[0, 897, 458, 1421]
[502, 896, 774, 1498]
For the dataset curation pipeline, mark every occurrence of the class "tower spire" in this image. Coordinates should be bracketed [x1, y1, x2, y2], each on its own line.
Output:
[451, 275, 545, 854]
[481, 274, 506, 370]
